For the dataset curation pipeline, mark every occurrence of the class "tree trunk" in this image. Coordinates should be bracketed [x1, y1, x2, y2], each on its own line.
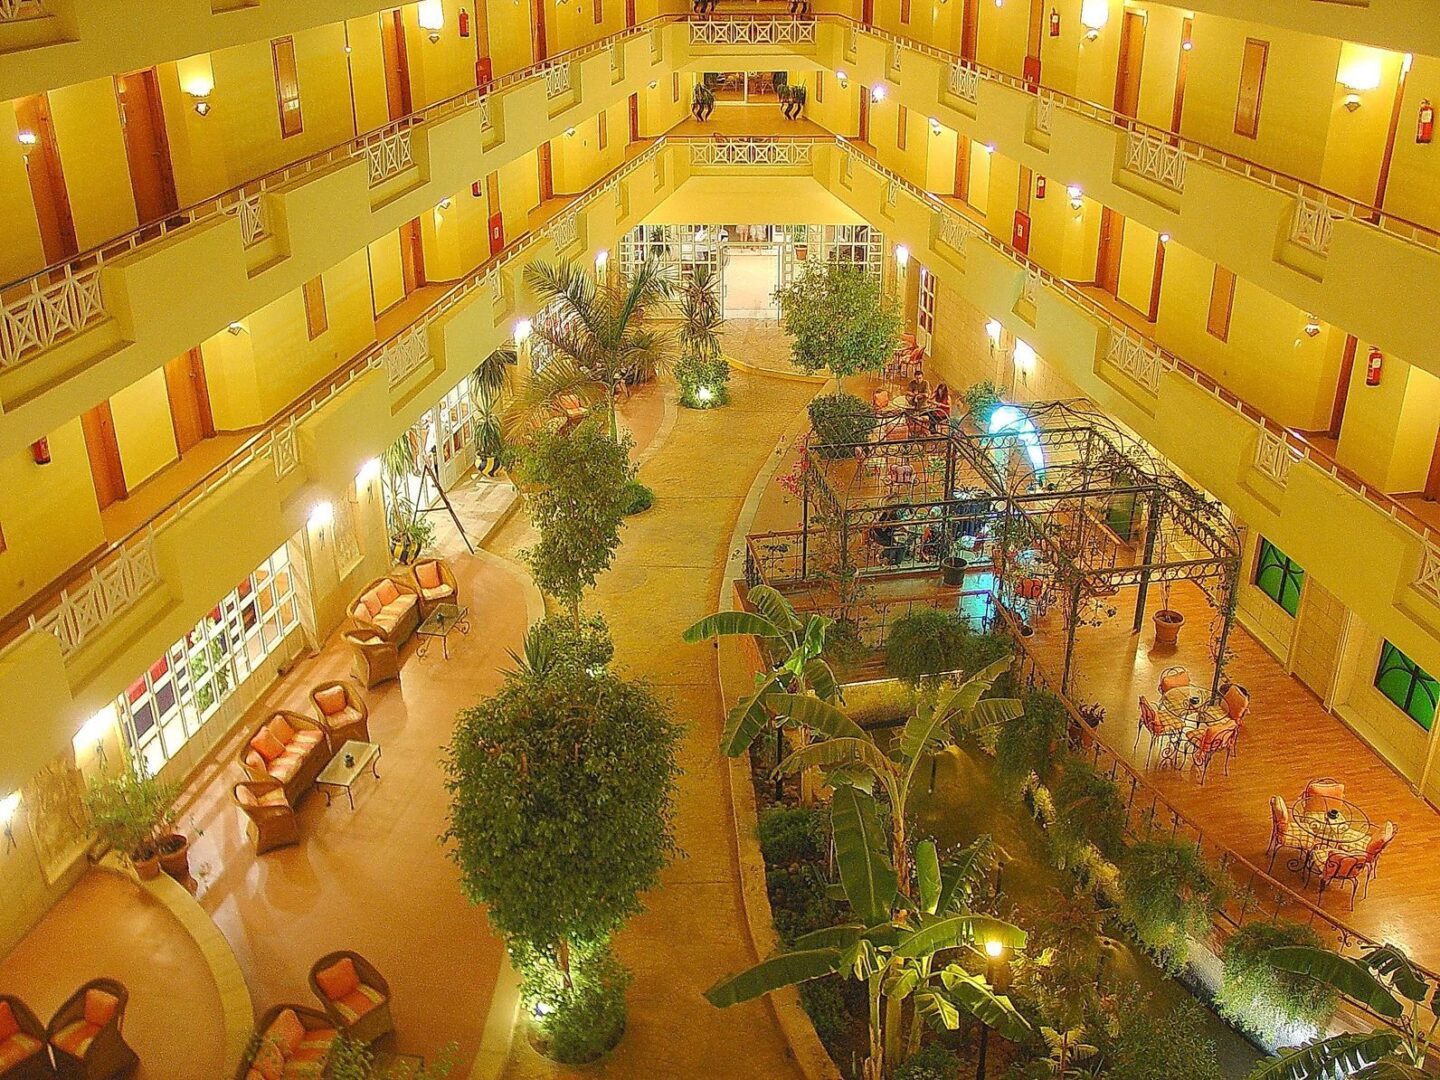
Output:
[557, 938, 573, 989]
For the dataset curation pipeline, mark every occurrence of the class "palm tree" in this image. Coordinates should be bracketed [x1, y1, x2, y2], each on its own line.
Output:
[471, 347, 515, 475]
[678, 264, 724, 361]
[522, 258, 676, 440]
[1247, 943, 1438, 1079]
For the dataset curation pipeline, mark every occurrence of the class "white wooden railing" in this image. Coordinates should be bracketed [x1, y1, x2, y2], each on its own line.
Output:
[948, 62, 980, 103]
[0, 267, 105, 368]
[689, 17, 815, 45]
[1290, 196, 1339, 256]
[232, 193, 268, 247]
[28, 533, 160, 658]
[1122, 130, 1187, 193]
[546, 213, 580, 252]
[545, 61, 573, 99]
[936, 211, 968, 255]
[1104, 329, 1166, 394]
[1033, 93, 1054, 134]
[381, 325, 433, 389]
[1253, 428, 1298, 487]
[688, 139, 813, 166]
[360, 127, 415, 187]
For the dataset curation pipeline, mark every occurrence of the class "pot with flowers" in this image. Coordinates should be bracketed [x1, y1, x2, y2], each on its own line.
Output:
[83, 767, 179, 882]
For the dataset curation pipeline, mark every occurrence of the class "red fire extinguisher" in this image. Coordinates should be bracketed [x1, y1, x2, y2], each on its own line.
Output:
[1419, 99, 1434, 145]
[30, 438, 50, 465]
[1366, 347, 1384, 386]
[1035, 175, 1047, 199]
[1048, 7, 1060, 36]
[459, 8, 471, 36]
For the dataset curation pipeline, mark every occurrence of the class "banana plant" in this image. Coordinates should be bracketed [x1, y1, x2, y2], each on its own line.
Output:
[682, 584, 844, 758]
[706, 786, 1028, 1079]
[1247, 943, 1438, 1079]
[769, 655, 1021, 888]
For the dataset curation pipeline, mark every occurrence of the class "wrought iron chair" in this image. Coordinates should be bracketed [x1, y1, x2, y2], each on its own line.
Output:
[1218, 682, 1250, 722]
[1302, 777, 1346, 811]
[1316, 850, 1369, 909]
[1158, 665, 1190, 694]
[1133, 695, 1178, 768]
[1266, 796, 1308, 874]
[1365, 821, 1398, 884]
[1185, 719, 1238, 785]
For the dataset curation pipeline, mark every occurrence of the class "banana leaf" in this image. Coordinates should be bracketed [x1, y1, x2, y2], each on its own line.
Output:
[682, 609, 782, 643]
[1361, 943, 1430, 1004]
[705, 948, 844, 1007]
[916, 840, 942, 915]
[894, 915, 1026, 960]
[832, 786, 897, 927]
[720, 670, 784, 756]
[767, 693, 866, 740]
[938, 965, 1032, 1042]
[1245, 1032, 1405, 1080]
[747, 584, 802, 634]
[775, 736, 892, 780]
[1268, 947, 1404, 1018]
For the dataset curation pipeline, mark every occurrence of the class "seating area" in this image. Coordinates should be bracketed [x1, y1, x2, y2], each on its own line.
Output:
[0, 980, 138, 1080]
[237, 1005, 337, 1080]
[1265, 778, 1399, 909]
[1130, 666, 1246, 784]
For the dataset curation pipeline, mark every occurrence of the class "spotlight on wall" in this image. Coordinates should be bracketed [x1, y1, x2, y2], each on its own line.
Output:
[75, 708, 114, 767]
[309, 501, 334, 534]
[438, 197, 453, 210]
[418, 0, 445, 43]
[514, 318, 533, 343]
[1013, 339, 1037, 374]
[929, 116, 942, 135]
[836, 70, 849, 88]
[190, 95, 212, 116]
[1181, 39, 1193, 51]
[894, 244, 909, 268]
[985, 319, 1003, 347]
[649, 80, 658, 89]
[357, 457, 382, 486]
[16, 130, 37, 148]
[565, 126, 577, 136]
[1159, 232, 1171, 243]
[227, 322, 246, 336]
[595, 249, 609, 273]
[1066, 184, 1083, 210]
[983, 142, 996, 154]
[871, 85, 887, 103]
[1079, 0, 1107, 40]
[0, 792, 19, 852]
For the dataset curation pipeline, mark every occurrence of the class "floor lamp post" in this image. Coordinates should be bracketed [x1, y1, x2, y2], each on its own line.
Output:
[976, 939, 1011, 1080]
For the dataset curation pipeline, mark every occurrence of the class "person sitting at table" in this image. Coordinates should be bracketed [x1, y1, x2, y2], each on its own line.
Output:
[869, 506, 907, 566]
[908, 374, 931, 407]
[926, 382, 952, 433]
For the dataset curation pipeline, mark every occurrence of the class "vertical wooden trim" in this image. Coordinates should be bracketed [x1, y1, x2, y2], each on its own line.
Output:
[1234, 38, 1268, 139]
[1113, 11, 1146, 119]
[1096, 207, 1124, 294]
[1147, 236, 1166, 322]
[954, 134, 971, 200]
[1329, 333, 1358, 440]
[1017, 164, 1033, 216]
[1170, 16, 1193, 135]
[900, 0, 910, 24]
[530, 0, 548, 62]
[598, 109, 608, 150]
[960, 0, 978, 62]
[82, 401, 127, 509]
[628, 93, 639, 142]
[859, 88, 871, 143]
[473, 0, 494, 84]
[537, 140, 553, 202]
[15, 93, 79, 263]
[1374, 59, 1410, 212]
[897, 104, 908, 150]
[1206, 265, 1237, 340]
[303, 276, 328, 339]
[1424, 426, 1440, 501]
[272, 37, 304, 137]
[381, 10, 414, 120]
[593, 0, 603, 24]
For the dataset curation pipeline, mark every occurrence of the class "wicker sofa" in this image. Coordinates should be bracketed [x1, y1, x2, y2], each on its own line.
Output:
[237, 711, 332, 806]
[0, 995, 49, 1080]
[348, 574, 421, 647]
[308, 951, 395, 1044]
[342, 628, 400, 689]
[46, 979, 136, 1080]
[235, 1005, 337, 1080]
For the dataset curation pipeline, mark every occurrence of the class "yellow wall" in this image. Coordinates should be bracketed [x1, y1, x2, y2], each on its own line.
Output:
[1386, 55, 1440, 233]
[347, 15, 393, 134]
[110, 369, 178, 489]
[368, 232, 406, 315]
[1337, 349, 1440, 493]
[1117, 216, 1157, 315]
[0, 101, 45, 282]
[47, 78, 137, 251]
[1319, 43, 1405, 205]
[488, 0, 536, 77]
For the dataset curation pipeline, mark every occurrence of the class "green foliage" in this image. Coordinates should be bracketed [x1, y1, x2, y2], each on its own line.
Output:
[518, 421, 635, 617]
[1120, 837, 1224, 968]
[798, 977, 849, 1052]
[807, 391, 878, 457]
[957, 630, 1016, 686]
[443, 658, 682, 961]
[894, 1042, 960, 1080]
[189, 639, 231, 712]
[84, 766, 175, 859]
[619, 480, 654, 515]
[774, 260, 902, 379]
[758, 805, 830, 867]
[1105, 990, 1224, 1080]
[678, 264, 725, 363]
[521, 943, 631, 1065]
[1217, 921, 1336, 1045]
[509, 613, 615, 677]
[1050, 760, 1128, 864]
[325, 1035, 457, 1079]
[822, 617, 869, 673]
[993, 690, 1068, 793]
[768, 864, 840, 944]
[675, 353, 731, 409]
[962, 380, 1003, 428]
[886, 607, 971, 686]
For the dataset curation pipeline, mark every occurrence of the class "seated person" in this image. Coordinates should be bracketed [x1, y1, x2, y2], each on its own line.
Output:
[928, 382, 952, 433]
[869, 507, 908, 566]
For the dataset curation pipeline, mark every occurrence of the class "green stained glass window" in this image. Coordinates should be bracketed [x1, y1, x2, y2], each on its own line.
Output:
[1254, 538, 1304, 617]
[1375, 641, 1440, 732]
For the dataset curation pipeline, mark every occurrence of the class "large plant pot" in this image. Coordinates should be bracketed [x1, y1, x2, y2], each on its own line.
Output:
[1153, 608, 1185, 647]
[158, 833, 190, 880]
[940, 556, 968, 587]
[131, 846, 162, 882]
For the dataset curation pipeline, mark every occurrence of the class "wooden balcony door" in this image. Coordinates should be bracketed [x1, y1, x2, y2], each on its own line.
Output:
[473, 0, 494, 85]
[164, 348, 215, 454]
[858, 90, 871, 144]
[537, 141, 554, 202]
[1113, 11, 1146, 120]
[82, 401, 127, 510]
[15, 93, 78, 265]
[381, 10, 414, 121]
[115, 68, 180, 225]
[1096, 207, 1124, 294]
[400, 218, 426, 294]
[628, 93, 640, 143]
[531, 0, 548, 62]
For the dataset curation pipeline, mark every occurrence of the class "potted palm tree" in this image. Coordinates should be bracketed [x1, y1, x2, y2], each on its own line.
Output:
[84, 768, 178, 882]
[675, 266, 729, 409]
[940, 537, 969, 586]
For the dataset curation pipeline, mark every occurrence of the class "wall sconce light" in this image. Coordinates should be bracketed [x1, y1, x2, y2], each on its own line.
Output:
[1303, 314, 1321, 338]
[227, 322, 246, 335]
[30, 438, 51, 466]
[1079, 0, 1107, 40]
[649, 80, 658, 89]
[1066, 184, 1083, 210]
[17, 130, 37, 147]
[595, 249, 609, 272]
[565, 126, 577, 136]
[1181, 39, 1193, 52]
[1158, 232, 1171, 243]
[985, 319, 1003, 348]
[836, 70, 849, 88]
[180, 56, 215, 116]
[357, 457, 382, 487]
[514, 318, 533, 343]
[309, 501, 334, 534]
[75, 708, 113, 767]
[438, 197, 452, 210]
[894, 244, 909, 268]
[871, 85, 886, 102]
[0, 792, 19, 852]
[983, 142, 996, 154]
[190, 94, 212, 116]
[1013, 339, 1036, 374]
[1339, 52, 1382, 113]
[418, 0, 445, 43]
[1343, 93, 1362, 113]
[929, 117, 942, 135]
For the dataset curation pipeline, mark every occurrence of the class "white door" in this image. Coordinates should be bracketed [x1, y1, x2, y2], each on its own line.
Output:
[723, 250, 782, 319]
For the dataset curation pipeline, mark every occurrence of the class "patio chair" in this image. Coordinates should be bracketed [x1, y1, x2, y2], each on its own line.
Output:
[309, 952, 395, 1044]
[1266, 796, 1308, 874]
[233, 779, 300, 855]
[1133, 696, 1177, 768]
[410, 557, 459, 617]
[1219, 682, 1250, 722]
[0, 996, 50, 1080]
[237, 711, 331, 806]
[1365, 821, 1398, 883]
[1185, 719, 1238, 785]
[1315, 850, 1369, 909]
[342, 628, 400, 689]
[1158, 665, 1190, 694]
[237, 1005, 337, 1080]
[310, 681, 370, 748]
[46, 979, 136, 1080]
[872, 389, 891, 411]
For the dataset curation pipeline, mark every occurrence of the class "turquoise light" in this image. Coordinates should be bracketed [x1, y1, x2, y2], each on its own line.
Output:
[987, 405, 1046, 481]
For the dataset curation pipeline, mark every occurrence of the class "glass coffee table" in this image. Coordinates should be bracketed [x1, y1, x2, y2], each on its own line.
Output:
[315, 740, 381, 809]
[415, 602, 470, 659]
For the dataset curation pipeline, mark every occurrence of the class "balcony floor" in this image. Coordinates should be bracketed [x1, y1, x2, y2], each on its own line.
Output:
[672, 103, 829, 137]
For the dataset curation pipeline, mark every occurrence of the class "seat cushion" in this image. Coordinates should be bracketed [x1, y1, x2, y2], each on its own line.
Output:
[359, 588, 386, 618]
[326, 706, 363, 731]
[0, 1033, 41, 1069]
[421, 584, 453, 601]
[268, 715, 296, 745]
[0, 1002, 17, 1041]
[269, 751, 306, 784]
[51, 1019, 101, 1057]
[315, 685, 348, 716]
[376, 580, 400, 606]
[251, 1039, 285, 1080]
[416, 561, 443, 589]
[384, 595, 417, 617]
[335, 983, 385, 1021]
[264, 1007, 306, 1056]
[83, 989, 119, 1027]
[315, 957, 361, 1002]
[251, 728, 288, 764]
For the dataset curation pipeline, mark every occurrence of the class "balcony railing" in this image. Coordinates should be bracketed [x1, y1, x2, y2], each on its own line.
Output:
[0, 16, 674, 371]
[689, 15, 816, 46]
[0, 0, 44, 20]
[688, 136, 814, 166]
[1122, 129, 1187, 193]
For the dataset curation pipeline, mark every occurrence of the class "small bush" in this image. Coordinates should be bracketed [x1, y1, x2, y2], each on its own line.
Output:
[620, 480, 654, 516]
[799, 977, 848, 1051]
[1217, 921, 1336, 1044]
[895, 1043, 960, 1080]
[1104, 990, 1223, 1080]
[757, 805, 829, 867]
[886, 607, 970, 685]
[994, 690, 1068, 793]
[1121, 837, 1225, 969]
[822, 617, 869, 673]
[957, 629, 1014, 682]
[1050, 760, 1129, 863]
[961, 380, 1002, 428]
[675, 354, 731, 409]
[767, 864, 838, 943]
[808, 392, 877, 458]
[524, 613, 615, 674]
[523, 945, 631, 1065]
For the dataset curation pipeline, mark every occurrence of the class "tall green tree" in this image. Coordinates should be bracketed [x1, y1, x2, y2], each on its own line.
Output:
[773, 260, 901, 386]
[523, 258, 675, 439]
[518, 420, 634, 626]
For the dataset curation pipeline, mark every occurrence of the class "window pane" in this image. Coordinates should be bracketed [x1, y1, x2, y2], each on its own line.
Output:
[1375, 642, 1439, 732]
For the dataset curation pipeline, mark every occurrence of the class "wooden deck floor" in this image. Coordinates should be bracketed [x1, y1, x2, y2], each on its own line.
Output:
[1025, 579, 1440, 971]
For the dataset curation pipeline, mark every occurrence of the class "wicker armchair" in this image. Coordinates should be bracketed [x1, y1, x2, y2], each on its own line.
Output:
[310, 681, 370, 747]
[349, 574, 421, 646]
[46, 979, 136, 1080]
[234, 1005, 338, 1080]
[309, 951, 395, 1044]
[0, 996, 50, 1080]
[233, 779, 300, 855]
[237, 711, 332, 806]
[342, 628, 400, 689]
[410, 557, 459, 617]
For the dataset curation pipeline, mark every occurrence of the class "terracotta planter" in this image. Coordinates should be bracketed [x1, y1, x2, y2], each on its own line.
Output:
[158, 833, 190, 880]
[131, 846, 162, 881]
[1153, 608, 1185, 647]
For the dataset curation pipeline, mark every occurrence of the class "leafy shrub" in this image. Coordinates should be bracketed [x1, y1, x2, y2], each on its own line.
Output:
[522, 613, 616, 674]
[886, 608, 970, 685]
[1050, 760, 1128, 864]
[994, 690, 1068, 793]
[895, 1043, 960, 1080]
[620, 480, 654, 516]
[1216, 921, 1336, 1044]
[1120, 838, 1225, 969]
[807, 392, 877, 458]
[675, 354, 731, 409]
[961, 380, 1002, 427]
[757, 805, 829, 867]
[957, 629, 1014, 683]
[1103, 990, 1223, 1080]
[522, 945, 631, 1065]
[767, 864, 838, 943]
[799, 976, 848, 1051]
[822, 617, 869, 673]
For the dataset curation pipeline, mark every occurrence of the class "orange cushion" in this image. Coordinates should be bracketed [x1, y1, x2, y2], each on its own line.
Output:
[83, 989, 118, 1027]
[0, 1002, 16, 1041]
[315, 957, 360, 1001]
[335, 983, 384, 1021]
[250, 728, 287, 764]
[264, 1007, 306, 1057]
[315, 686, 348, 716]
[245, 1071, 266, 1080]
[267, 715, 296, 745]
[51, 1019, 100, 1057]
[360, 588, 385, 618]
[416, 561, 442, 589]
[0, 1033, 41, 1069]
[376, 580, 400, 606]
[251, 1038, 285, 1080]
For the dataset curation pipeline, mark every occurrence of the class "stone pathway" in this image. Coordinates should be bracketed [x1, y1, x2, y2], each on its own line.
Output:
[498, 367, 819, 1078]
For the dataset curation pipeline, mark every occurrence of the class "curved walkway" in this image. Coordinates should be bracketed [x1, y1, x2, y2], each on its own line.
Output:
[499, 367, 820, 1078]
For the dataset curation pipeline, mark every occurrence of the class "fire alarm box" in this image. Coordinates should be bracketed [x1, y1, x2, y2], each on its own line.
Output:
[1419, 99, 1434, 144]
[471, 180, 484, 198]
[1366, 347, 1384, 386]
[488, 213, 505, 256]
[1012, 211, 1031, 256]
